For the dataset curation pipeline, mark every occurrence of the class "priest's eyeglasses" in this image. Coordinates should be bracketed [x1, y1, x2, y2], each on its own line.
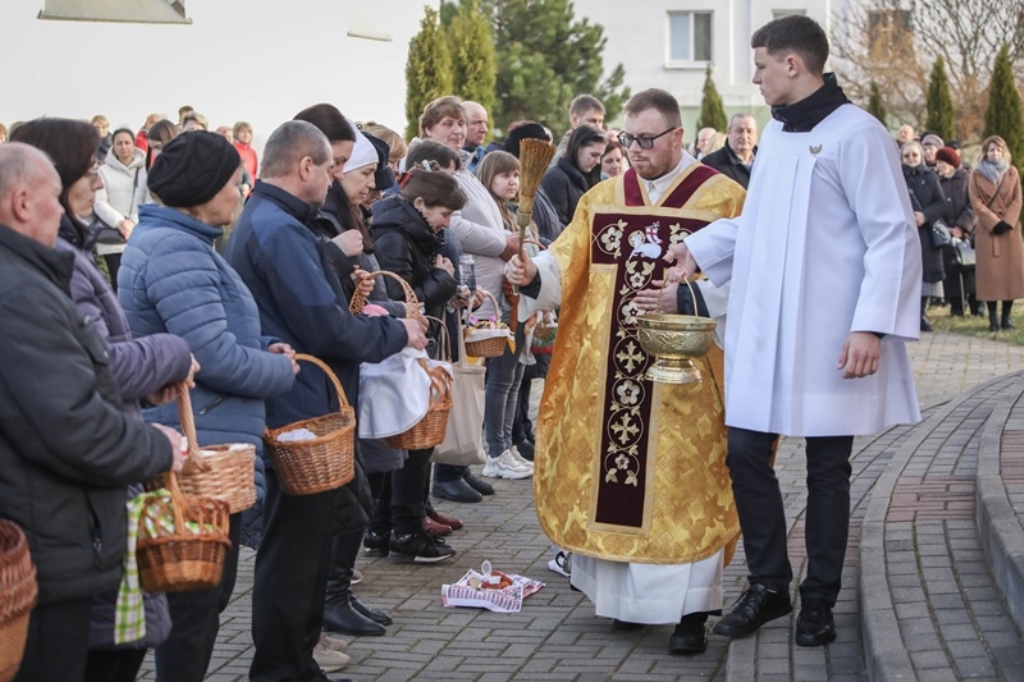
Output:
[619, 128, 676, 150]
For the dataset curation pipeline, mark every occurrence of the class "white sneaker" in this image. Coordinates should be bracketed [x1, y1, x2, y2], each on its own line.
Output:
[314, 639, 351, 672]
[547, 550, 572, 577]
[319, 632, 349, 652]
[482, 450, 533, 479]
[508, 446, 535, 471]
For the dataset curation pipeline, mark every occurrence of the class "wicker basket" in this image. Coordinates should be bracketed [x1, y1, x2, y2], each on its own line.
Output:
[263, 355, 356, 495]
[465, 290, 512, 358]
[0, 520, 36, 682]
[136, 472, 231, 594]
[384, 317, 453, 450]
[349, 270, 425, 324]
[149, 382, 256, 514]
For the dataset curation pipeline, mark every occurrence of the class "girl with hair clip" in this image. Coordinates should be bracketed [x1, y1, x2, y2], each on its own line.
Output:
[363, 163, 470, 563]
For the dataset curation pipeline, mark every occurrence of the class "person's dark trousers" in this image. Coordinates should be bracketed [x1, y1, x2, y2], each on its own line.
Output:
[368, 472, 392, 537]
[102, 252, 122, 292]
[155, 512, 243, 682]
[325, 528, 364, 608]
[392, 448, 433, 534]
[434, 463, 467, 483]
[84, 648, 147, 682]
[250, 470, 338, 682]
[726, 427, 854, 605]
[14, 596, 92, 682]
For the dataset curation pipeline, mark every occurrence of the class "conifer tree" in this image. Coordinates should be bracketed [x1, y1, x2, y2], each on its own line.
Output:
[447, 0, 497, 117]
[984, 44, 1024, 173]
[696, 66, 727, 132]
[925, 57, 955, 141]
[867, 81, 888, 127]
[405, 6, 453, 140]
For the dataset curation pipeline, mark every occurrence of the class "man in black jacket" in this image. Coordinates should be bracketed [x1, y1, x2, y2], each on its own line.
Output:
[701, 113, 758, 189]
[0, 143, 183, 681]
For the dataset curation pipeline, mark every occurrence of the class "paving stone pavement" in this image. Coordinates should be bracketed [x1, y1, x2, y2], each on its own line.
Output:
[137, 331, 1024, 681]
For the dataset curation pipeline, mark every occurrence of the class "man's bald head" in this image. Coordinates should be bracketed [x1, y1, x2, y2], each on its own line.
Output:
[0, 143, 64, 246]
[462, 101, 489, 149]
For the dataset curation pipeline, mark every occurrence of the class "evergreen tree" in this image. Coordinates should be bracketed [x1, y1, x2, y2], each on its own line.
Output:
[696, 66, 727, 132]
[485, 0, 629, 136]
[925, 57, 955, 141]
[867, 81, 888, 127]
[405, 6, 453, 140]
[984, 44, 1024, 174]
[447, 0, 497, 117]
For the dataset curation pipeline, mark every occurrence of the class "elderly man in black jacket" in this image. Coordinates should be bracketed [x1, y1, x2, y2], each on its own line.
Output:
[0, 143, 183, 682]
[701, 113, 758, 189]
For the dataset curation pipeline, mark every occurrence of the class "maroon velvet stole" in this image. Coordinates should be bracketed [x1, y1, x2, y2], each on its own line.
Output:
[590, 165, 718, 529]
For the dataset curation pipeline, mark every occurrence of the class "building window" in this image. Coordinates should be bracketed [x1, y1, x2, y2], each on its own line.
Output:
[668, 11, 712, 65]
[772, 9, 806, 19]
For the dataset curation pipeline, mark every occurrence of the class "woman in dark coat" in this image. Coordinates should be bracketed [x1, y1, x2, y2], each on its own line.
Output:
[118, 132, 298, 682]
[12, 117, 194, 682]
[901, 140, 947, 331]
[541, 124, 606, 225]
[935, 147, 979, 317]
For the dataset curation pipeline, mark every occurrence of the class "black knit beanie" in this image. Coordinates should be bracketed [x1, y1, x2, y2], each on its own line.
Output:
[504, 123, 550, 159]
[147, 131, 241, 207]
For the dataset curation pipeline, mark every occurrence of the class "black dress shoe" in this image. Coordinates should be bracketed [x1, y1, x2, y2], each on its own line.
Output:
[668, 613, 708, 655]
[323, 601, 387, 636]
[363, 530, 389, 557]
[351, 594, 393, 625]
[432, 478, 483, 503]
[612, 619, 645, 631]
[514, 440, 535, 461]
[463, 472, 495, 496]
[712, 584, 792, 638]
[795, 598, 836, 647]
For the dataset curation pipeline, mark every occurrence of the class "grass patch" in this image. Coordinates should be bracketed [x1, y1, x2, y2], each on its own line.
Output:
[929, 302, 1024, 346]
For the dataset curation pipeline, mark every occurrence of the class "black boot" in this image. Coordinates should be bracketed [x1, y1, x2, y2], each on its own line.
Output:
[1002, 301, 1015, 329]
[668, 612, 709, 654]
[920, 297, 932, 332]
[989, 302, 1001, 332]
[323, 531, 387, 636]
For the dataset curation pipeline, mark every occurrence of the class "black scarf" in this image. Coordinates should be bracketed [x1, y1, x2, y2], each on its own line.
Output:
[771, 73, 851, 133]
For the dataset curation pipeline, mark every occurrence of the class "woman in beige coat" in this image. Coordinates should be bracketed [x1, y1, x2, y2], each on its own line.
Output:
[968, 135, 1024, 331]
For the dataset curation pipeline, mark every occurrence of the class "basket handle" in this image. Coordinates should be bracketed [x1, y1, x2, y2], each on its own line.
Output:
[657, 271, 705, 319]
[294, 354, 351, 410]
[175, 382, 210, 475]
[418, 358, 452, 403]
[163, 469, 190, 532]
[424, 315, 452, 362]
[349, 270, 423, 322]
[466, 288, 502, 322]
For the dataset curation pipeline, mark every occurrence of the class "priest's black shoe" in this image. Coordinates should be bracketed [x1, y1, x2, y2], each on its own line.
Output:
[350, 594, 393, 625]
[795, 598, 836, 647]
[323, 600, 387, 636]
[712, 583, 792, 638]
[668, 613, 708, 655]
[433, 478, 483, 503]
[463, 471, 495, 496]
[612, 619, 645, 631]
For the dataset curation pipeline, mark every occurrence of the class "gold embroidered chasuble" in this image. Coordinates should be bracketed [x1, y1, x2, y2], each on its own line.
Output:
[534, 165, 745, 564]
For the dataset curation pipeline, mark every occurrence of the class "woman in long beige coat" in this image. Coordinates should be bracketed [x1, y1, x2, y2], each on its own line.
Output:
[968, 135, 1024, 331]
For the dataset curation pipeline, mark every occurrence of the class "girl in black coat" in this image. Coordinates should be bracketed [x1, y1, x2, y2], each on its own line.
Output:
[541, 124, 606, 224]
[901, 141, 947, 331]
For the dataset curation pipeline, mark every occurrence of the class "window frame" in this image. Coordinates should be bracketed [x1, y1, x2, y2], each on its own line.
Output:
[665, 10, 714, 69]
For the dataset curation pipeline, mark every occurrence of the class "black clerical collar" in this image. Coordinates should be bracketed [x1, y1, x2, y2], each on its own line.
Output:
[771, 73, 851, 133]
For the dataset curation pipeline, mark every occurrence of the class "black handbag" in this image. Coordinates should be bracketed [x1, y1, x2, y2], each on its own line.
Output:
[929, 219, 953, 249]
[952, 236, 976, 270]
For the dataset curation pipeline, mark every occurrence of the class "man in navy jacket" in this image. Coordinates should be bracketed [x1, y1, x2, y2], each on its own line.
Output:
[227, 120, 425, 681]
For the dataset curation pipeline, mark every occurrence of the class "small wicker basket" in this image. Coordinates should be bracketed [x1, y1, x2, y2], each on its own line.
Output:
[384, 317, 453, 450]
[349, 270, 425, 324]
[0, 520, 37, 682]
[263, 355, 356, 495]
[464, 290, 512, 358]
[149, 382, 256, 514]
[136, 472, 231, 593]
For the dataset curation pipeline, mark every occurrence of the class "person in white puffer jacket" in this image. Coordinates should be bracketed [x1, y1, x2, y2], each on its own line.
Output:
[95, 127, 148, 286]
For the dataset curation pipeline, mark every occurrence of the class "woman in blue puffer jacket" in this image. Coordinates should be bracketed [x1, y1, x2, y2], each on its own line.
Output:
[118, 131, 298, 682]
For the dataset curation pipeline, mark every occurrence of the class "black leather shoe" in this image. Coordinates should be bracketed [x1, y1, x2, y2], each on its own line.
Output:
[514, 440, 535, 461]
[351, 594, 393, 625]
[612, 619, 645, 631]
[363, 530, 389, 557]
[668, 613, 708, 655]
[795, 598, 836, 647]
[463, 472, 495, 496]
[433, 478, 483, 503]
[712, 584, 792, 638]
[323, 601, 386, 636]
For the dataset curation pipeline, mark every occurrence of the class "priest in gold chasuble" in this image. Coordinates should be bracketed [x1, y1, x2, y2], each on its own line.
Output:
[507, 90, 746, 650]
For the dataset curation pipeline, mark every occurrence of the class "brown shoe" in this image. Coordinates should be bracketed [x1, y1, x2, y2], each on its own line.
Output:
[423, 516, 452, 537]
[427, 508, 464, 530]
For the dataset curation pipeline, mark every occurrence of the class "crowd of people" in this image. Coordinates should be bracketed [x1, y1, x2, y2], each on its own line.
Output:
[0, 12, 1021, 682]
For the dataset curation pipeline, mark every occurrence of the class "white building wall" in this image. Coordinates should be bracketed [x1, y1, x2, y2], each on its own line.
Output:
[0, 0, 440, 151]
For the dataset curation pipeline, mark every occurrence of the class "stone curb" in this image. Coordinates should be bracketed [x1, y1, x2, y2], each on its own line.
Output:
[975, 373, 1024, 635]
[857, 375, 1007, 682]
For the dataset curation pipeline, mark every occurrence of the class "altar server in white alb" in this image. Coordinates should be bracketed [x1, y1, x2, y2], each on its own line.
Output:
[671, 14, 922, 648]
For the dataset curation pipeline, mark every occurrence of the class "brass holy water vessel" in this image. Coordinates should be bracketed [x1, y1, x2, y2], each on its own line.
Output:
[635, 278, 716, 384]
